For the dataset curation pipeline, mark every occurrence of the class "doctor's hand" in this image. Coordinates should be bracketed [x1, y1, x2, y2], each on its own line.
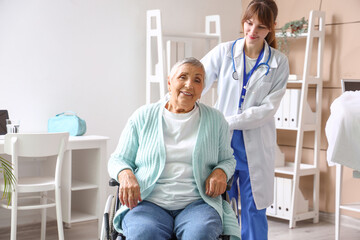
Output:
[205, 169, 227, 198]
[117, 169, 142, 209]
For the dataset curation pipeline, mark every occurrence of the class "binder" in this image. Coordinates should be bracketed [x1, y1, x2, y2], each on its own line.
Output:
[275, 96, 284, 128]
[276, 177, 284, 216]
[267, 177, 277, 215]
[282, 178, 293, 218]
[289, 89, 301, 128]
[282, 89, 291, 128]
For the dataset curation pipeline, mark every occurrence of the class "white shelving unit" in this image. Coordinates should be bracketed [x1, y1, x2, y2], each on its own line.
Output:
[53, 136, 109, 238]
[267, 10, 326, 228]
[146, 9, 221, 104]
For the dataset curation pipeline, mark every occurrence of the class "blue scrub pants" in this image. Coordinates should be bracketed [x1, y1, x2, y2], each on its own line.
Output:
[229, 130, 268, 240]
[122, 199, 222, 240]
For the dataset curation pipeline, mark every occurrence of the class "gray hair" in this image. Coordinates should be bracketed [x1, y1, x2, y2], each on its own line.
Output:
[168, 57, 206, 81]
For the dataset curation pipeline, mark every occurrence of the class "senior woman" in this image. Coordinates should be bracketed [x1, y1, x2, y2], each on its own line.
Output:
[108, 57, 241, 240]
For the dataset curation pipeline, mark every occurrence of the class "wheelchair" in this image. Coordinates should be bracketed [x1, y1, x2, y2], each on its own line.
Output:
[101, 178, 236, 240]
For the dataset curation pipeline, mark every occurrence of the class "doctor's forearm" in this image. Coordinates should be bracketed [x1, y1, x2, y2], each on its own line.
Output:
[226, 106, 276, 130]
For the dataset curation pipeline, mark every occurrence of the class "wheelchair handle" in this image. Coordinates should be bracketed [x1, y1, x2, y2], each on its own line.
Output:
[109, 178, 120, 187]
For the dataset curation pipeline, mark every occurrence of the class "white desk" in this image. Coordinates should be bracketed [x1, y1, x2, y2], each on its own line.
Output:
[0, 135, 109, 238]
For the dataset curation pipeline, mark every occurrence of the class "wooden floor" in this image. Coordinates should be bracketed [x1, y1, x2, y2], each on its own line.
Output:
[0, 217, 359, 240]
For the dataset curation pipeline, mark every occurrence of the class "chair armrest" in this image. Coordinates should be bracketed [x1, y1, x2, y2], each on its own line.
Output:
[226, 175, 234, 191]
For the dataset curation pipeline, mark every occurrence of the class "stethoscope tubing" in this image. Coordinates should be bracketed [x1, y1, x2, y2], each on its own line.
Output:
[231, 38, 271, 80]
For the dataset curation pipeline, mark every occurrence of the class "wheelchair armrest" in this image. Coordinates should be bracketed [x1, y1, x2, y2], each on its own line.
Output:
[109, 175, 233, 189]
[109, 178, 120, 187]
[226, 175, 234, 191]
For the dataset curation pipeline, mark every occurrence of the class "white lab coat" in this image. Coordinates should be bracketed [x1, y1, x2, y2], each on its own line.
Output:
[201, 38, 289, 209]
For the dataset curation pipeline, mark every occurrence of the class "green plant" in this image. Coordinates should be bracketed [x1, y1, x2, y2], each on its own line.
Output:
[277, 17, 308, 55]
[0, 156, 16, 205]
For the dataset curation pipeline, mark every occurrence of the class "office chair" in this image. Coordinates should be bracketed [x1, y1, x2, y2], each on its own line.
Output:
[0, 133, 69, 240]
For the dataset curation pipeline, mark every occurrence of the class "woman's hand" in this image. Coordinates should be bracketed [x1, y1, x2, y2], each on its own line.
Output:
[205, 169, 227, 198]
[117, 169, 142, 209]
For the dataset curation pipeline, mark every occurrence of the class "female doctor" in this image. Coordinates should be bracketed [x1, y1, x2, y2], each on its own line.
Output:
[201, 0, 289, 239]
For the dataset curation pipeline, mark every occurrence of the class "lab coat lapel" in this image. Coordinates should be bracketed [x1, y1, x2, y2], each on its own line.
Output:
[226, 38, 245, 87]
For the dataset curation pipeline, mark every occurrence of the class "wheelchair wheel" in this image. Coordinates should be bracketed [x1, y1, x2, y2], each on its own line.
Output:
[108, 194, 117, 235]
[230, 198, 239, 218]
[102, 195, 118, 240]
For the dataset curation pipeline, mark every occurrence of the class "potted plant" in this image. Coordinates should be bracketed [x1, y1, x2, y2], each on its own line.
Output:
[1, 156, 16, 205]
[277, 17, 308, 55]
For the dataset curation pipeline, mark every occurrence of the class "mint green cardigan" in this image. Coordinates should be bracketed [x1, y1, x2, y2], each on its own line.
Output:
[108, 101, 241, 239]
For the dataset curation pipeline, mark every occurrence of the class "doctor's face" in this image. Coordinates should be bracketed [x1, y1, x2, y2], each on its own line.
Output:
[243, 14, 270, 48]
[167, 63, 204, 113]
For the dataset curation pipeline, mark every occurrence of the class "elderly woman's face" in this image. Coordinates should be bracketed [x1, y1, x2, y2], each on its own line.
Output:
[167, 63, 204, 113]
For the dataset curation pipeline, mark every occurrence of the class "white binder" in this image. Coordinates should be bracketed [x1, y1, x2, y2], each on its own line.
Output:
[275, 97, 283, 128]
[267, 177, 277, 215]
[282, 178, 293, 218]
[282, 89, 291, 128]
[289, 89, 301, 128]
[276, 177, 284, 216]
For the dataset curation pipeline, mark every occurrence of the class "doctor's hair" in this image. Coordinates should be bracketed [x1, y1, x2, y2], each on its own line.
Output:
[168, 57, 206, 81]
[242, 0, 278, 49]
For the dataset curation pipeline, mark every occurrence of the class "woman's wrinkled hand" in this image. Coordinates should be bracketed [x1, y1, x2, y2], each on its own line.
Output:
[205, 169, 227, 198]
[117, 169, 142, 209]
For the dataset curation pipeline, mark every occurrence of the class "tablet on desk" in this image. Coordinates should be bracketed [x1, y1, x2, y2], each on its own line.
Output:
[0, 110, 9, 135]
[341, 79, 360, 92]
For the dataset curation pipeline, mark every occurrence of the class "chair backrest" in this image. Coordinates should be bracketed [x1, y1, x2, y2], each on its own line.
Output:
[4, 132, 69, 182]
[4, 133, 69, 157]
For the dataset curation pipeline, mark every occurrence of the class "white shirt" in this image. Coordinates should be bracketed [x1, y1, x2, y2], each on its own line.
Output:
[146, 104, 201, 210]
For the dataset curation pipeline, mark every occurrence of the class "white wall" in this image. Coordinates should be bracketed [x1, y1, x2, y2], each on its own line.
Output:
[0, 0, 242, 154]
[0, 0, 242, 227]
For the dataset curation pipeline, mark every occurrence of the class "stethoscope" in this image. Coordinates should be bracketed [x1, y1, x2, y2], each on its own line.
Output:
[231, 38, 272, 80]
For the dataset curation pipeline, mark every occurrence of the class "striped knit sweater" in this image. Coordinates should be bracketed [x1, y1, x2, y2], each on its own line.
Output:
[108, 101, 241, 239]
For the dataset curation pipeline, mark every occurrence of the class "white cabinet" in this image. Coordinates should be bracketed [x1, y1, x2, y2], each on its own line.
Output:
[61, 136, 108, 238]
[267, 10, 326, 228]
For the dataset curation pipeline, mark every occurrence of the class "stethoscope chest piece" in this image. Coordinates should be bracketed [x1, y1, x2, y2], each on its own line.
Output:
[232, 71, 239, 80]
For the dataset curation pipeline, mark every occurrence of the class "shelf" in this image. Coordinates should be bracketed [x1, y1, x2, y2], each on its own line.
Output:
[71, 210, 98, 223]
[146, 9, 221, 104]
[276, 124, 316, 131]
[275, 162, 318, 176]
[267, 213, 290, 220]
[277, 126, 299, 131]
[272, 10, 325, 229]
[71, 180, 98, 191]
